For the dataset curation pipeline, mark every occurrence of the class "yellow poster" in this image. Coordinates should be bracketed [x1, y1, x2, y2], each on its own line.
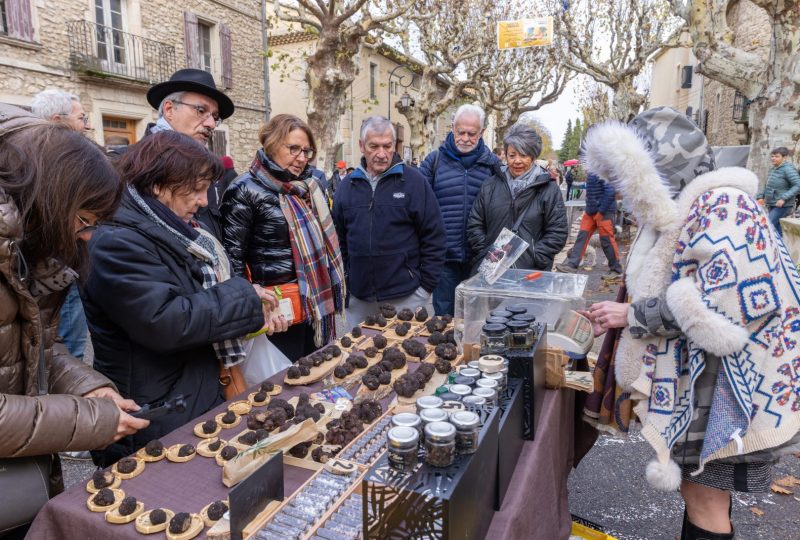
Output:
[497, 17, 553, 50]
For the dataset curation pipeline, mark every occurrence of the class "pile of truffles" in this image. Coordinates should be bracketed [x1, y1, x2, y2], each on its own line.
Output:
[364, 313, 388, 327]
[401, 338, 427, 359]
[333, 353, 369, 379]
[379, 302, 397, 318]
[246, 407, 288, 431]
[287, 345, 342, 379]
[169, 512, 192, 535]
[324, 410, 364, 446]
[394, 321, 412, 336]
[360, 347, 406, 390]
[293, 393, 326, 424]
[352, 399, 383, 423]
[392, 363, 436, 397]
[424, 316, 447, 333]
[144, 439, 164, 458]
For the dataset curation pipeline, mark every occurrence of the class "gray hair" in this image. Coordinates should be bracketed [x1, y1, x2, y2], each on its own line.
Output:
[360, 115, 396, 142]
[158, 91, 186, 117]
[31, 89, 79, 120]
[453, 104, 485, 129]
[503, 123, 543, 159]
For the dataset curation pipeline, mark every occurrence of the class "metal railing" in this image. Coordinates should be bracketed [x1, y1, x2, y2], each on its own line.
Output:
[67, 20, 176, 84]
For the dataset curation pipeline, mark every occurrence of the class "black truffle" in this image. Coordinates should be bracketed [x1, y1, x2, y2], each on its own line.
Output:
[92, 488, 115, 507]
[220, 446, 237, 461]
[414, 307, 429, 322]
[340, 336, 353, 348]
[379, 302, 397, 318]
[397, 308, 414, 321]
[238, 431, 258, 445]
[288, 442, 310, 458]
[363, 346, 378, 359]
[118, 496, 138, 516]
[364, 314, 377, 325]
[361, 374, 380, 391]
[428, 331, 445, 345]
[351, 325, 363, 338]
[92, 470, 114, 490]
[434, 343, 458, 361]
[392, 375, 420, 398]
[310, 352, 325, 367]
[207, 439, 223, 452]
[254, 428, 269, 441]
[375, 314, 387, 327]
[177, 444, 195, 457]
[298, 365, 311, 376]
[333, 365, 350, 379]
[313, 403, 325, 414]
[169, 512, 192, 534]
[351, 354, 369, 368]
[417, 362, 436, 378]
[425, 317, 447, 333]
[202, 419, 218, 434]
[401, 338, 427, 359]
[327, 345, 342, 357]
[260, 381, 275, 393]
[144, 439, 164, 457]
[373, 334, 388, 349]
[297, 356, 313, 369]
[395, 322, 411, 336]
[354, 399, 382, 423]
[117, 457, 138, 474]
[442, 314, 454, 324]
[444, 329, 456, 344]
[380, 359, 395, 372]
[220, 411, 237, 425]
[268, 398, 294, 418]
[367, 365, 384, 377]
[435, 357, 452, 374]
[286, 366, 301, 379]
[378, 371, 392, 385]
[312, 446, 332, 463]
[343, 361, 356, 375]
[207, 500, 228, 521]
[253, 391, 268, 403]
[149, 508, 167, 525]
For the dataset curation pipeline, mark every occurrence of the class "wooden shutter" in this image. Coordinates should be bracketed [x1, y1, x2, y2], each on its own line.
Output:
[183, 11, 200, 69]
[6, 0, 35, 42]
[220, 23, 232, 89]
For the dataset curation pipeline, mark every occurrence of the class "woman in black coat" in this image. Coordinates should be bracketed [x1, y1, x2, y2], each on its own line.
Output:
[467, 123, 568, 273]
[220, 115, 346, 362]
[83, 132, 277, 465]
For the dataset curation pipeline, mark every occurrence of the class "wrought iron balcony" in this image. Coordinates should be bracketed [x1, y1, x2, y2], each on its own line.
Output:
[67, 20, 176, 85]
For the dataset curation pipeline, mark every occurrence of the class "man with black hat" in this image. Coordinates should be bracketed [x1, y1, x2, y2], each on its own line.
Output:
[145, 68, 235, 239]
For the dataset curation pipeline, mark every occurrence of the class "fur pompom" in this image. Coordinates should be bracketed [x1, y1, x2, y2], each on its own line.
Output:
[582, 121, 678, 231]
[646, 458, 682, 492]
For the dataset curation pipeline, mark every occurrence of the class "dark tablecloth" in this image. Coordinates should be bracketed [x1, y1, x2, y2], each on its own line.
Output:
[29, 375, 582, 540]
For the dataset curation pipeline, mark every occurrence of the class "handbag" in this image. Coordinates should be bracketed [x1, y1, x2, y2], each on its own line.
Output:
[244, 265, 306, 326]
[0, 324, 52, 532]
[219, 361, 248, 400]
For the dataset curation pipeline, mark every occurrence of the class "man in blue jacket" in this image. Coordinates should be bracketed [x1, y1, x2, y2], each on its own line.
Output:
[756, 146, 800, 236]
[333, 116, 446, 327]
[556, 173, 623, 277]
[420, 104, 502, 316]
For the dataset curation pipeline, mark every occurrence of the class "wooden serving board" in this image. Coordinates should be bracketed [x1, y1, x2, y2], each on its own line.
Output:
[355, 364, 408, 402]
[284, 351, 349, 386]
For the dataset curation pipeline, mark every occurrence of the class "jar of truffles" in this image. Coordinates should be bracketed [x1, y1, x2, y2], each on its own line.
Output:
[448, 384, 472, 400]
[459, 367, 481, 379]
[484, 315, 509, 325]
[482, 371, 506, 393]
[472, 387, 497, 405]
[461, 395, 486, 408]
[505, 304, 528, 316]
[387, 426, 419, 472]
[489, 309, 513, 319]
[419, 408, 448, 432]
[450, 411, 480, 454]
[453, 375, 475, 387]
[392, 412, 423, 439]
[415, 395, 443, 414]
[467, 361, 481, 370]
[480, 323, 509, 354]
[424, 421, 456, 467]
[506, 320, 534, 349]
[512, 313, 536, 325]
[476, 378, 499, 393]
[438, 391, 460, 402]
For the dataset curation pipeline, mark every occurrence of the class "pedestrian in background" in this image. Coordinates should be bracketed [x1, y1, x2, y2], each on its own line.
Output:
[222, 114, 345, 361]
[756, 146, 800, 236]
[220, 155, 238, 191]
[333, 116, 445, 326]
[419, 104, 502, 316]
[329, 160, 347, 193]
[467, 123, 567, 272]
[556, 172, 623, 277]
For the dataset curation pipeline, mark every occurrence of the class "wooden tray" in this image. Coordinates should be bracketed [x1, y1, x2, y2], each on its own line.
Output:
[284, 351, 348, 386]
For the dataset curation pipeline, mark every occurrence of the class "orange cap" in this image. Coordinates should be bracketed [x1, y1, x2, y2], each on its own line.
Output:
[336, 160, 347, 169]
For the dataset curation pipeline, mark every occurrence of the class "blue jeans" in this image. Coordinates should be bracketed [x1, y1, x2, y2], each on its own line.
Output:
[57, 284, 88, 359]
[768, 205, 792, 236]
[432, 261, 472, 316]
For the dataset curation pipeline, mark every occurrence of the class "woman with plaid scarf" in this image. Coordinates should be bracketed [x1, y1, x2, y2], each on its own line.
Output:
[82, 131, 278, 466]
[221, 114, 346, 362]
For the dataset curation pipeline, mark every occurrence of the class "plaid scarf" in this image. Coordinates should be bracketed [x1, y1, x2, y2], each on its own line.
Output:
[250, 150, 346, 345]
[127, 186, 246, 367]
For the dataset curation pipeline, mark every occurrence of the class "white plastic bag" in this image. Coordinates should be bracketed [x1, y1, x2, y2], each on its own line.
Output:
[240, 334, 292, 387]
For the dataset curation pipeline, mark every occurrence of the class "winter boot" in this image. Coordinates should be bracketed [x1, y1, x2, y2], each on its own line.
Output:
[680, 509, 734, 540]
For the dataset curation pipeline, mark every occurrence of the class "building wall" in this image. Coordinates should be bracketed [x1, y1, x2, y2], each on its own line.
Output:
[0, 0, 267, 168]
[649, 47, 702, 115]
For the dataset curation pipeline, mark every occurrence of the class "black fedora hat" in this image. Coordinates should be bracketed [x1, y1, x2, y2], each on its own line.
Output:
[147, 69, 235, 119]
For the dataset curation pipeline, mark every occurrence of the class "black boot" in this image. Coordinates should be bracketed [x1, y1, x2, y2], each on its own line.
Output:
[681, 509, 734, 540]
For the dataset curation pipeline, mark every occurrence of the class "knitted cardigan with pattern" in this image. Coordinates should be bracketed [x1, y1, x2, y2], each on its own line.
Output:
[584, 122, 800, 486]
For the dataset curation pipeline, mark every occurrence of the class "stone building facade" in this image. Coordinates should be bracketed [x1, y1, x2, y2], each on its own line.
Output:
[0, 0, 267, 168]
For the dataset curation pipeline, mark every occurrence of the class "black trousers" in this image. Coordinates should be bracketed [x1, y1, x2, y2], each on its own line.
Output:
[268, 321, 317, 362]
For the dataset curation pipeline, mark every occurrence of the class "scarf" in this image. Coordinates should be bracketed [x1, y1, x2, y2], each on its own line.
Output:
[506, 164, 545, 199]
[250, 150, 346, 346]
[442, 132, 484, 170]
[127, 186, 246, 367]
[148, 116, 174, 135]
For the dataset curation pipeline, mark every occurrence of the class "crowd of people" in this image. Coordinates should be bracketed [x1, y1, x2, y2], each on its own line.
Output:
[1, 66, 799, 540]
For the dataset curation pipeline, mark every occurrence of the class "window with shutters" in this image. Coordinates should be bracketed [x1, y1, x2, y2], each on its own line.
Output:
[198, 21, 212, 73]
[0, 1, 7, 34]
[184, 12, 232, 89]
[1, 0, 35, 42]
[95, 0, 126, 66]
[369, 62, 377, 99]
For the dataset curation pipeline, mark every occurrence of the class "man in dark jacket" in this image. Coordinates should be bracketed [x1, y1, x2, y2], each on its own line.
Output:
[756, 146, 800, 236]
[420, 104, 501, 316]
[333, 116, 446, 327]
[556, 173, 623, 277]
[144, 69, 235, 241]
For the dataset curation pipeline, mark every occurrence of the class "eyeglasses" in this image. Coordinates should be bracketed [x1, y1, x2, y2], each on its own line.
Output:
[59, 113, 90, 125]
[76, 215, 98, 236]
[171, 100, 222, 126]
[283, 144, 315, 160]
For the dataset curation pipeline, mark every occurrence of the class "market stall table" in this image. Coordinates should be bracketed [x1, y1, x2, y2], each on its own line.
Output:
[30, 370, 582, 540]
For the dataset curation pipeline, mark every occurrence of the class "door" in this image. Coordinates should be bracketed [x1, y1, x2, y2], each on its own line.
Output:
[102, 116, 136, 149]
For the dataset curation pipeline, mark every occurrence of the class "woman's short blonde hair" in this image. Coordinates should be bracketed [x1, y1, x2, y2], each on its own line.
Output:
[258, 114, 317, 157]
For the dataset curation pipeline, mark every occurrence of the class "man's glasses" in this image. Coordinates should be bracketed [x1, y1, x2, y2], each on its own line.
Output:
[172, 100, 222, 126]
[76, 215, 98, 236]
[283, 144, 315, 160]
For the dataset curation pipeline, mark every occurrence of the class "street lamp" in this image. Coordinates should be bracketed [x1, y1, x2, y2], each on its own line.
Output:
[387, 64, 414, 121]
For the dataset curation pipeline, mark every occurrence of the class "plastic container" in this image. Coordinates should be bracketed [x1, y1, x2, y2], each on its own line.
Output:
[450, 411, 480, 454]
[424, 421, 456, 467]
[387, 426, 419, 472]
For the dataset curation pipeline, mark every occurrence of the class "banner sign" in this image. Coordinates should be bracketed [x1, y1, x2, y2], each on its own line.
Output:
[497, 17, 553, 49]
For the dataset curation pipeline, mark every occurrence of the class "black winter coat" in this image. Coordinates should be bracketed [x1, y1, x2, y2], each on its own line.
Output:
[220, 154, 311, 285]
[83, 194, 264, 464]
[467, 170, 568, 272]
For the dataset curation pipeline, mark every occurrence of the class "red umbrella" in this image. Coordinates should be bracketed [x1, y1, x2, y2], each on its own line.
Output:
[563, 159, 579, 166]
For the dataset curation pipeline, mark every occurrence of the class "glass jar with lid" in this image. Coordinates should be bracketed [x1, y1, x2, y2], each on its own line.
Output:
[480, 323, 509, 354]
[476, 377, 499, 393]
[462, 395, 486, 409]
[448, 384, 472, 400]
[505, 304, 528, 316]
[387, 426, 419, 472]
[419, 407, 448, 432]
[459, 367, 481, 379]
[472, 386, 497, 405]
[392, 412, 422, 438]
[506, 320, 534, 348]
[489, 308, 513, 319]
[485, 315, 509, 325]
[482, 371, 506, 393]
[511, 313, 536, 325]
[424, 421, 456, 467]
[415, 395, 443, 414]
[467, 360, 481, 370]
[450, 411, 480, 454]
[453, 375, 475, 387]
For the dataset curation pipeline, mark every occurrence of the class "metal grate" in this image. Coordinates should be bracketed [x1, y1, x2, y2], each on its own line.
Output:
[733, 91, 750, 124]
[67, 19, 176, 84]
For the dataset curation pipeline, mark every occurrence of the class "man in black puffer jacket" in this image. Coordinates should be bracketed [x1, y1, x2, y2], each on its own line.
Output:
[333, 116, 446, 327]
